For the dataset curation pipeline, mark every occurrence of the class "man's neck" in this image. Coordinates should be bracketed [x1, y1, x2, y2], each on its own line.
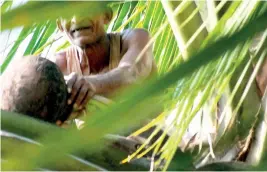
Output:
[82, 35, 110, 73]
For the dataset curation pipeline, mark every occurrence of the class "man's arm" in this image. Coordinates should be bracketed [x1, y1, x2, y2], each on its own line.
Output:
[85, 29, 155, 94]
[64, 29, 156, 109]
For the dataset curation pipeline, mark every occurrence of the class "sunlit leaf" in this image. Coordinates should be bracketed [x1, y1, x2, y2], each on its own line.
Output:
[2, 1, 111, 30]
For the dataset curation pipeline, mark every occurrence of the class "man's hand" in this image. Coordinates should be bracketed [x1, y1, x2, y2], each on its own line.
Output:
[64, 72, 96, 109]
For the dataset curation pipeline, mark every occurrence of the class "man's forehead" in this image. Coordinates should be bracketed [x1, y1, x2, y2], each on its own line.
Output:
[60, 7, 113, 20]
[59, 7, 112, 22]
[59, 14, 102, 22]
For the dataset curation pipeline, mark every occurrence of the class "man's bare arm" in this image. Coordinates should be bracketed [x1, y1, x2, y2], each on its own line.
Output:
[85, 29, 155, 94]
[60, 29, 156, 108]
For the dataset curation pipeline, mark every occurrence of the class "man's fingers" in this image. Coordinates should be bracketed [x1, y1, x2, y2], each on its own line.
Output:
[80, 91, 95, 109]
[69, 78, 84, 105]
[65, 73, 96, 107]
[65, 73, 78, 93]
[75, 85, 88, 107]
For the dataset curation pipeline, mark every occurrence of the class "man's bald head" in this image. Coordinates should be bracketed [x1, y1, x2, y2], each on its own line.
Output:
[1, 56, 69, 123]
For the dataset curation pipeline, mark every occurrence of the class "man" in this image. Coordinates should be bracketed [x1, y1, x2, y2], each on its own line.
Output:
[54, 7, 157, 114]
[1, 56, 70, 123]
[0, 56, 153, 171]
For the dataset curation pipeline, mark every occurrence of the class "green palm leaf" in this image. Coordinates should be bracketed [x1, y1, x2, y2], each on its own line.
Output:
[1, 0, 267, 171]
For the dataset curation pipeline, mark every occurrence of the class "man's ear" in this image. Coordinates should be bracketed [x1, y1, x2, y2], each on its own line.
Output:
[56, 19, 64, 32]
[104, 8, 113, 24]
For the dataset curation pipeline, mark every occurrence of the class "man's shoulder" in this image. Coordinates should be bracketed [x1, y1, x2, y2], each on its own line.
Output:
[108, 28, 149, 40]
[54, 50, 67, 59]
[119, 29, 150, 51]
[54, 50, 67, 65]
[121, 28, 150, 40]
[54, 50, 68, 74]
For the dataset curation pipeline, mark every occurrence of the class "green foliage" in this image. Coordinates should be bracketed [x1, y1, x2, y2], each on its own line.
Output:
[1, 1, 13, 13]
[112, 1, 131, 31]
[1, 1, 110, 30]
[1, 26, 33, 72]
[1, 0, 267, 171]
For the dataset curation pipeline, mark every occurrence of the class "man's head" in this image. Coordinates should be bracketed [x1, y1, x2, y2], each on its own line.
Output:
[57, 8, 113, 48]
[1, 56, 70, 123]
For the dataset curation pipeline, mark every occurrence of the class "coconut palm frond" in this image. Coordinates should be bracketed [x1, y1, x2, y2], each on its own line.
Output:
[1, 0, 267, 171]
[126, 1, 267, 170]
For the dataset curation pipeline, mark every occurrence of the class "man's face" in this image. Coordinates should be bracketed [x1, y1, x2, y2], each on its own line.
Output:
[58, 14, 107, 47]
